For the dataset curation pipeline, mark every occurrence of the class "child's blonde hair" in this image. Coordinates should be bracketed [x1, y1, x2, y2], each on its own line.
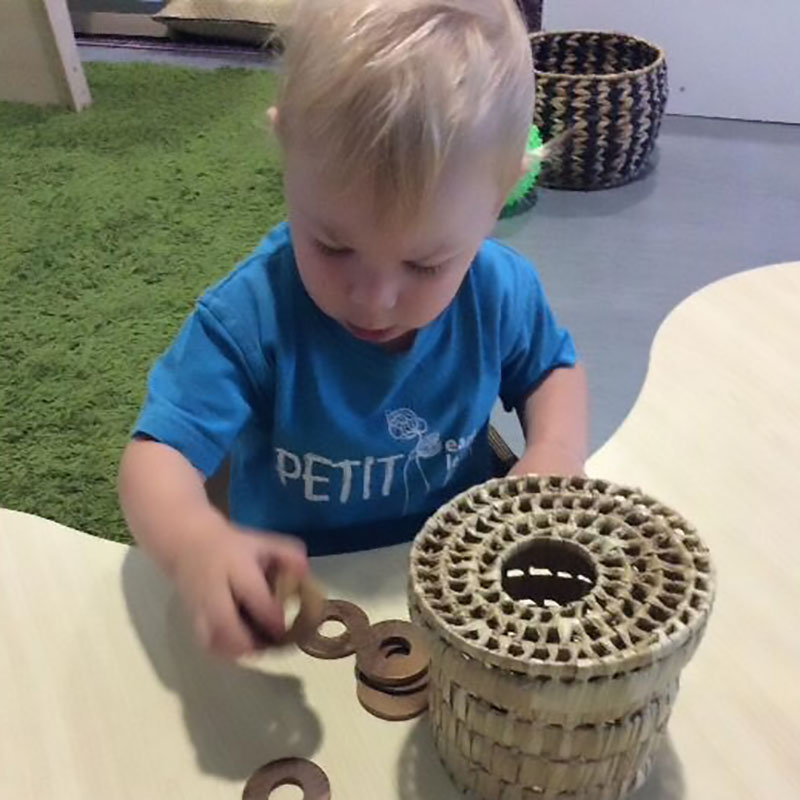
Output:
[275, 0, 534, 220]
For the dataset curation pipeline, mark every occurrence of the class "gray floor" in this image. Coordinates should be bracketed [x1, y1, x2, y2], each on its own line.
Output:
[492, 116, 800, 453]
[81, 43, 800, 455]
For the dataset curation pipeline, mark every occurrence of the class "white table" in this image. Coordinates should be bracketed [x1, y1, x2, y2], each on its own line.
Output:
[2, 263, 799, 799]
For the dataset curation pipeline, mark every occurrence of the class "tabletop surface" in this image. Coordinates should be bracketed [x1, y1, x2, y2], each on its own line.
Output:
[2, 263, 799, 799]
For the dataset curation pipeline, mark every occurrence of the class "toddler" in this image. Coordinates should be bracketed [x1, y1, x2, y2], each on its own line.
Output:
[119, 0, 588, 659]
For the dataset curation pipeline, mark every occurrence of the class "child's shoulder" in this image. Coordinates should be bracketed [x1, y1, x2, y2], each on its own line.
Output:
[470, 237, 546, 302]
[198, 223, 296, 318]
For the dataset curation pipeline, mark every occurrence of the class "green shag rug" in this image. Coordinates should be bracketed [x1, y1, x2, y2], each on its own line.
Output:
[0, 62, 284, 542]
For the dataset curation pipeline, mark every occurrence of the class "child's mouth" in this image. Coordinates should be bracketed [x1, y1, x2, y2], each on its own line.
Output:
[345, 323, 399, 343]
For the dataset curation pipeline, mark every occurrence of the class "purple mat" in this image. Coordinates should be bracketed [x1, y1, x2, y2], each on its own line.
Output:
[76, 33, 269, 59]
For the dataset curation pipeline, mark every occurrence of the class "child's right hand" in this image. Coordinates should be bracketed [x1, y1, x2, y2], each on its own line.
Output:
[172, 520, 309, 659]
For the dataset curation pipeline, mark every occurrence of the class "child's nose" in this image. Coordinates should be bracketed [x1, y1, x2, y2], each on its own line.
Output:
[349, 275, 398, 312]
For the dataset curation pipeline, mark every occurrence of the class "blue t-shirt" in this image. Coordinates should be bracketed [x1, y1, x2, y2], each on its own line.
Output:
[134, 223, 576, 554]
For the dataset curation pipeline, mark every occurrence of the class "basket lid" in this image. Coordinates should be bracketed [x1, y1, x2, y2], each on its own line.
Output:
[409, 476, 715, 680]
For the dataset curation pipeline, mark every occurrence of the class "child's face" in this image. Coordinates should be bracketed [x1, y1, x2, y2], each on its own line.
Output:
[285, 149, 505, 349]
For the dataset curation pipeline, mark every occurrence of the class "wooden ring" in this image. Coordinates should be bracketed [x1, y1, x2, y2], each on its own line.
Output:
[356, 679, 429, 721]
[298, 599, 371, 659]
[274, 573, 327, 646]
[355, 666, 429, 696]
[355, 620, 430, 688]
[243, 757, 331, 800]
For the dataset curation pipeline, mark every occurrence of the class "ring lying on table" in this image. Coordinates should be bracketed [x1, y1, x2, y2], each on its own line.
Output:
[243, 757, 331, 800]
[355, 666, 429, 696]
[356, 677, 429, 721]
[298, 599, 371, 659]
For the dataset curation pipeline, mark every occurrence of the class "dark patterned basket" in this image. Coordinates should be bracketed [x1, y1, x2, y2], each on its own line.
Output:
[531, 31, 668, 190]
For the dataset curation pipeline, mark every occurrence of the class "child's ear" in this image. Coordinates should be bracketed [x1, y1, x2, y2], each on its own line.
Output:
[267, 106, 280, 130]
[495, 154, 534, 215]
[519, 152, 533, 180]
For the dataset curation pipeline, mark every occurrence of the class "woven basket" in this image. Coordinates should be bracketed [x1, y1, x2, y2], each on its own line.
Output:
[531, 31, 668, 190]
[408, 476, 715, 800]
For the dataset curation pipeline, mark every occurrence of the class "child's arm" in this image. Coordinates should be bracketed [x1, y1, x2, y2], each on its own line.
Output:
[119, 438, 307, 658]
[508, 363, 589, 477]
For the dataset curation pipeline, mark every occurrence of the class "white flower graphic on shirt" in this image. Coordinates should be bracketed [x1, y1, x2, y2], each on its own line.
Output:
[386, 408, 442, 512]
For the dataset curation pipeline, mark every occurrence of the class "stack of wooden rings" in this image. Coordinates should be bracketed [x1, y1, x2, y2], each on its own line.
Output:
[354, 620, 430, 721]
[299, 602, 430, 722]
[242, 584, 433, 796]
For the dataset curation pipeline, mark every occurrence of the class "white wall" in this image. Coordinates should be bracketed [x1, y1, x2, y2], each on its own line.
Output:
[544, 0, 800, 123]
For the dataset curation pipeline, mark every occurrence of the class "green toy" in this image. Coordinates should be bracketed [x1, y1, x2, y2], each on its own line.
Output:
[501, 124, 544, 219]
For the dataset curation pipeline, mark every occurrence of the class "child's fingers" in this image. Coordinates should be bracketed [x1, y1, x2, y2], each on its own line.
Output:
[254, 532, 309, 577]
[231, 562, 286, 642]
[196, 584, 262, 658]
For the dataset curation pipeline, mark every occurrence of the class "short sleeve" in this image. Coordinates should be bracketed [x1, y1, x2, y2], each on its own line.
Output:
[133, 302, 269, 478]
[499, 260, 577, 412]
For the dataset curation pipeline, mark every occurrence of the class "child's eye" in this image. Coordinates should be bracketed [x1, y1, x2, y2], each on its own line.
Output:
[406, 262, 442, 277]
[315, 239, 353, 257]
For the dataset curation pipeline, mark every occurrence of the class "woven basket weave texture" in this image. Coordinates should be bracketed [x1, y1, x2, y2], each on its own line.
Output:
[409, 476, 714, 800]
[531, 31, 669, 190]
